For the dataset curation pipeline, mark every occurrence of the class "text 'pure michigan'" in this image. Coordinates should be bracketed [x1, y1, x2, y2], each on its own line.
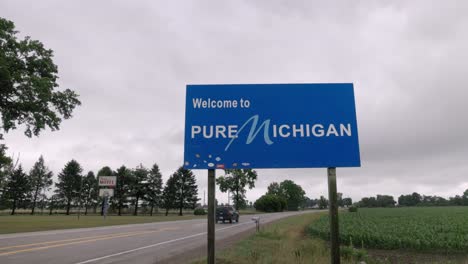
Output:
[190, 115, 353, 152]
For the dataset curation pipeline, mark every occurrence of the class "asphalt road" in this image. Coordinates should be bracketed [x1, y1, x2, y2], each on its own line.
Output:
[0, 210, 320, 264]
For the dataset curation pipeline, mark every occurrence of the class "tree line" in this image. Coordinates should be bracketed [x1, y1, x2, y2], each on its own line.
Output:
[0, 155, 268, 216]
[0, 156, 200, 216]
[252, 180, 354, 212]
[356, 191, 468, 208]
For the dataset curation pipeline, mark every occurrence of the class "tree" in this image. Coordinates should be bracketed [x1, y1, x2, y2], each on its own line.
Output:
[254, 194, 286, 212]
[81, 171, 97, 215]
[28, 155, 53, 214]
[398, 192, 423, 207]
[337, 192, 344, 207]
[5, 165, 30, 214]
[376, 195, 396, 207]
[146, 163, 163, 216]
[342, 197, 353, 207]
[267, 182, 281, 196]
[114, 166, 131, 216]
[358, 195, 395, 208]
[411, 192, 422, 205]
[36, 192, 48, 214]
[130, 165, 148, 216]
[421, 195, 448, 206]
[305, 197, 318, 208]
[462, 189, 468, 206]
[97, 166, 113, 177]
[398, 195, 410, 206]
[172, 167, 198, 216]
[217, 169, 257, 210]
[55, 160, 82, 215]
[281, 180, 306, 210]
[162, 174, 177, 216]
[267, 180, 306, 211]
[318, 196, 328, 209]
[358, 197, 378, 207]
[0, 17, 81, 139]
[0, 144, 11, 198]
[48, 194, 61, 215]
[450, 195, 463, 206]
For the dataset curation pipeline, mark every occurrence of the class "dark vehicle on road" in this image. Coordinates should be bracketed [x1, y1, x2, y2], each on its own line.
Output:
[216, 206, 239, 223]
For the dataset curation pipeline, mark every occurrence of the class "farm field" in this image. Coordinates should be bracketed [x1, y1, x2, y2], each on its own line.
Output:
[0, 214, 204, 234]
[0, 207, 261, 234]
[309, 206, 468, 252]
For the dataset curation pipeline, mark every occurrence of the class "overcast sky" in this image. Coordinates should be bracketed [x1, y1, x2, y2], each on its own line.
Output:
[2, 1, 468, 204]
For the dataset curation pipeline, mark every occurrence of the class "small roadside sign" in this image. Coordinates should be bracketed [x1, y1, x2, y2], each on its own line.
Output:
[99, 188, 114, 197]
[98, 176, 116, 186]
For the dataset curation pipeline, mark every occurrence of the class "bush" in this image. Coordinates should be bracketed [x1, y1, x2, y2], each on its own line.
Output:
[254, 194, 287, 212]
[340, 246, 368, 261]
[348, 206, 358, 213]
[194, 208, 206, 215]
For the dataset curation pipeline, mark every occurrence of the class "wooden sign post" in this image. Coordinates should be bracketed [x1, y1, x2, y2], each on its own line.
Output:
[328, 167, 340, 264]
[207, 169, 216, 264]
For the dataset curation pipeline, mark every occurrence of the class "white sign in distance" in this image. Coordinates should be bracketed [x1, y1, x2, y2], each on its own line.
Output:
[99, 176, 116, 186]
[99, 188, 114, 197]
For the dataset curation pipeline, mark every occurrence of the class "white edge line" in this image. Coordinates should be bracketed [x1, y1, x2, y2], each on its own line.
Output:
[74, 221, 253, 264]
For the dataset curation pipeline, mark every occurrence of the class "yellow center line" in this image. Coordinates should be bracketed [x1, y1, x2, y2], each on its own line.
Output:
[0, 231, 140, 251]
[0, 227, 179, 257]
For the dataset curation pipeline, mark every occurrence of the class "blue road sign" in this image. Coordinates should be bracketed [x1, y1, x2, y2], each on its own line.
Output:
[184, 83, 360, 169]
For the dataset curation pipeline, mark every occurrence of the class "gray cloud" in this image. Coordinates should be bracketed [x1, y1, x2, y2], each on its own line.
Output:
[2, 0, 468, 203]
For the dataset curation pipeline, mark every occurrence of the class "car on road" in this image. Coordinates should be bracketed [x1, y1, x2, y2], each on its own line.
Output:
[216, 206, 239, 223]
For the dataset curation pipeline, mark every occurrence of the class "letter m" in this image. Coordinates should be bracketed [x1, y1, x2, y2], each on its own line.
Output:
[225, 115, 273, 151]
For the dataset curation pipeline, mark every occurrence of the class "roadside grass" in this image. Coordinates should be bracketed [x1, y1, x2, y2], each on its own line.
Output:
[238, 209, 258, 215]
[0, 214, 204, 234]
[193, 212, 366, 264]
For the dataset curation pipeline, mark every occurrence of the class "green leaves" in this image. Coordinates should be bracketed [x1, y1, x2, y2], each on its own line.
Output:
[217, 169, 257, 210]
[266, 180, 306, 211]
[55, 159, 83, 214]
[0, 17, 81, 137]
[29, 156, 53, 191]
[162, 172, 178, 214]
[163, 167, 198, 215]
[254, 194, 287, 212]
[144, 163, 163, 215]
[29, 155, 53, 214]
[4, 165, 31, 213]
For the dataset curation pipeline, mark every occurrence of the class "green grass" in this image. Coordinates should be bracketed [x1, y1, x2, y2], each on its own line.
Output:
[0, 214, 204, 234]
[193, 212, 367, 264]
[309, 207, 468, 252]
[238, 209, 258, 215]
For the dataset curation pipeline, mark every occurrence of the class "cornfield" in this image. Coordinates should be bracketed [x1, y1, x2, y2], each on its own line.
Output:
[308, 207, 468, 252]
